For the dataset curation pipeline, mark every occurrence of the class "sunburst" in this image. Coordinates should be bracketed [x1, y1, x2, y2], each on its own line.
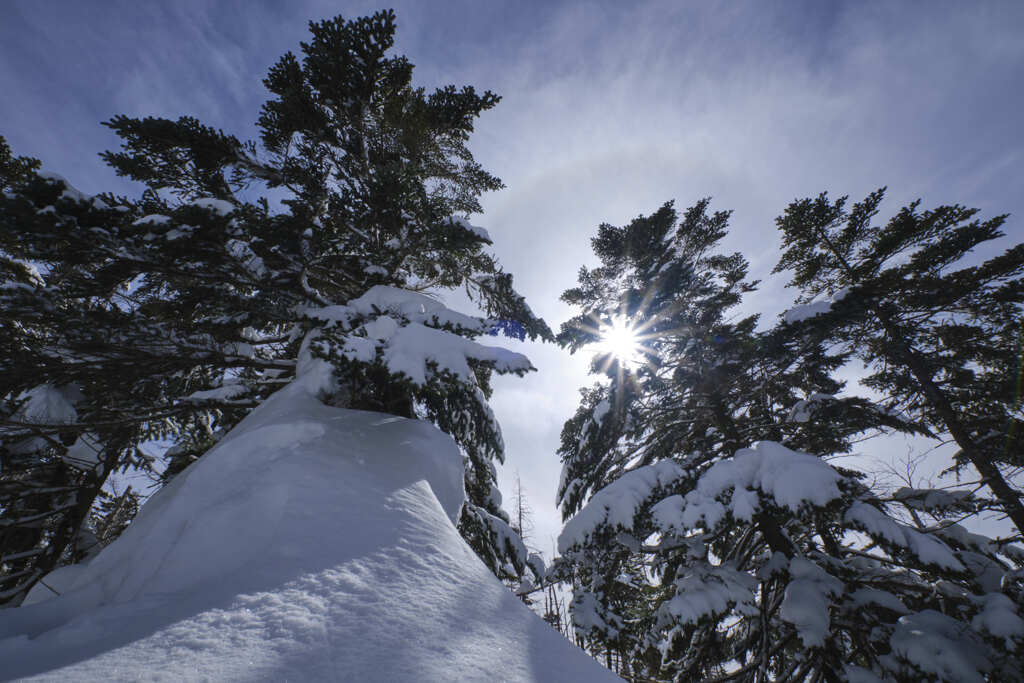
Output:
[594, 315, 646, 369]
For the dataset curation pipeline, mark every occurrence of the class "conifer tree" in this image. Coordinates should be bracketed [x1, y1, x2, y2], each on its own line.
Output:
[774, 189, 1024, 536]
[0, 11, 549, 605]
[556, 199, 1024, 681]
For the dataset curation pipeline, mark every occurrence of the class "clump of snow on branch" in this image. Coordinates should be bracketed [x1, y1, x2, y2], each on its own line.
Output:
[779, 557, 844, 647]
[188, 197, 235, 215]
[782, 287, 850, 324]
[450, 216, 492, 243]
[301, 285, 533, 388]
[787, 392, 835, 423]
[559, 460, 685, 553]
[888, 610, 992, 683]
[657, 441, 845, 533]
[658, 563, 759, 626]
[845, 502, 965, 570]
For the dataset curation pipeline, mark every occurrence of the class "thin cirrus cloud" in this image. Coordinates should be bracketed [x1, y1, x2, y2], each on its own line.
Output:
[1, 0, 1022, 552]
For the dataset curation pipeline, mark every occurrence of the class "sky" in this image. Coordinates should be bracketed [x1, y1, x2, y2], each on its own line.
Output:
[2, 0, 1023, 554]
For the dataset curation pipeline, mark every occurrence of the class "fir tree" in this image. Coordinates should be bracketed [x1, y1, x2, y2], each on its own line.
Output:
[774, 189, 1024, 536]
[556, 199, 1024, 681]
[0, 11, 550, 605]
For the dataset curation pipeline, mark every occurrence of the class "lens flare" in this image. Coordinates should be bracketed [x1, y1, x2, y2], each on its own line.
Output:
[595, 316, 644, 368]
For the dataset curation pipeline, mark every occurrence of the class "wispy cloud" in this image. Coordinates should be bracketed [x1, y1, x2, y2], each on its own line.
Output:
[2, 0, 1020, 552]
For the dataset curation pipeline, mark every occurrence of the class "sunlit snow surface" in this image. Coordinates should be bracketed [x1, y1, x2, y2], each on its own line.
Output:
[0, 382, 612, 682]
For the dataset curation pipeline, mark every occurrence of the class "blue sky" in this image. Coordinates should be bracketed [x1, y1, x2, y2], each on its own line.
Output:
[3, 0, 1023, 551]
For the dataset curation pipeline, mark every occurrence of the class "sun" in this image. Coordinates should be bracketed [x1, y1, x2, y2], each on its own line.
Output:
[595, 316, 645, 368]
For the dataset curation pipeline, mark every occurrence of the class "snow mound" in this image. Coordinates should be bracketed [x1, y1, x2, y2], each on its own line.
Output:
[0, 382, 612, 682]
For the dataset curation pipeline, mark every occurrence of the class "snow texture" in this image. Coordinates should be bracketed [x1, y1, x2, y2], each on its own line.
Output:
[450, 216, 492, 243]
[660, 441, 845, 533]
[61, 433, 103, 471]
[189, 197, 235, 215]
[17, 384, 80, 425]
[782, 288, 850, 324]
[225, 239, 267, 279]
[0, 381, 612, 682]
[381, 321, 530, 386]
[660, 564, 758, 625]
[4, 384, 81, 457]
[889, 610, 990, 683]
[347, 285, 488, 334]
[131, 214, 172, 226]
[844, 665, 886, 683]
[971, 592, 1024, 647]
[38, 172, 86, 203]
[184, 382, 250, 402]
[787, 392, 835, 423]
[892, 487, 973, 512]
[848, 588, 909, 615]
[845, 502, 965, 570]
[303, 286, 533, 387]
[778, 556, 843, 647]
[558, 460, 686, 553]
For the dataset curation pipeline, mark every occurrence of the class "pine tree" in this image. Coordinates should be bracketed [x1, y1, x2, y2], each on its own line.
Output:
[556, 199, 1024, 681]
[774, 189, 1024, 536]
[0, 11, 550, 606]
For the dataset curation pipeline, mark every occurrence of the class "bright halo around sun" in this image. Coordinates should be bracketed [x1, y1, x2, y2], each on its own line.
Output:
[595, 316, 645, 368]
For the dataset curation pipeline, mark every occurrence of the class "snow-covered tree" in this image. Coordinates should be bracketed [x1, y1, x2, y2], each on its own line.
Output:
[0, 11, 549, 605]
[774, 189, 1024, 537]
[556, 200, 1024, 681]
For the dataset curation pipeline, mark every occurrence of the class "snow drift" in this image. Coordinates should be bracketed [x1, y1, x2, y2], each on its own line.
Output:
[0, 381, 613, 681]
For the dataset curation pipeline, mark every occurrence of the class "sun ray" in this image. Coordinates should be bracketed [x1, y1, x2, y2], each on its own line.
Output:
[592, 315, 647, 369]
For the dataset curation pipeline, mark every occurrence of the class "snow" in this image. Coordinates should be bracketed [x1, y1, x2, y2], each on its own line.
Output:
[561, 442, 847, 555]
[671, 441, 845, 531]
[888, 610, 990, 683]
[971, 592, 1024, 647]
[570, 590, 619, 637]
[848, 588, 909, 615]
[381, 321, 532, 386]
[347, 285, 488, 334]
[778, 556, 843, 647]
[61, 432, 103, 471]
[302, 286, 533, 388]
[184, 382, 250, 402]
[0, 380, 612, 682]
[782, 288, 850, 324]
[451, 216, 492, 243]
[787, 392, 835, 423]
[845, 502, 965, 571]
[559, 460, 685, 553]
[189, 197, 235, 215]
[659, 563, 758, 625]
[844, 665, 886, 683]
[225, 239, 268, 279]
[17, 384, 80, 425]
[132, 214, 172, 226]
[1, 259, 43, 288]
[4, 384, 81, 457]
[783, 299, 833, 324]
[38, 172, 87, 202]
[222, 341, 255, 359]
[892, 486, 972, 512]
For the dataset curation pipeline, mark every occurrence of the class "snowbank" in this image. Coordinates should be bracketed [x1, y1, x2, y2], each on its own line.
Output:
[0, 383, 612, 681]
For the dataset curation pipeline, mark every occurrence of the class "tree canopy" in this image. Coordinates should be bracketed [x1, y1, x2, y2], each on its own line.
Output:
[0, 10, 549, 607]
[555, 196, 1024, 681]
